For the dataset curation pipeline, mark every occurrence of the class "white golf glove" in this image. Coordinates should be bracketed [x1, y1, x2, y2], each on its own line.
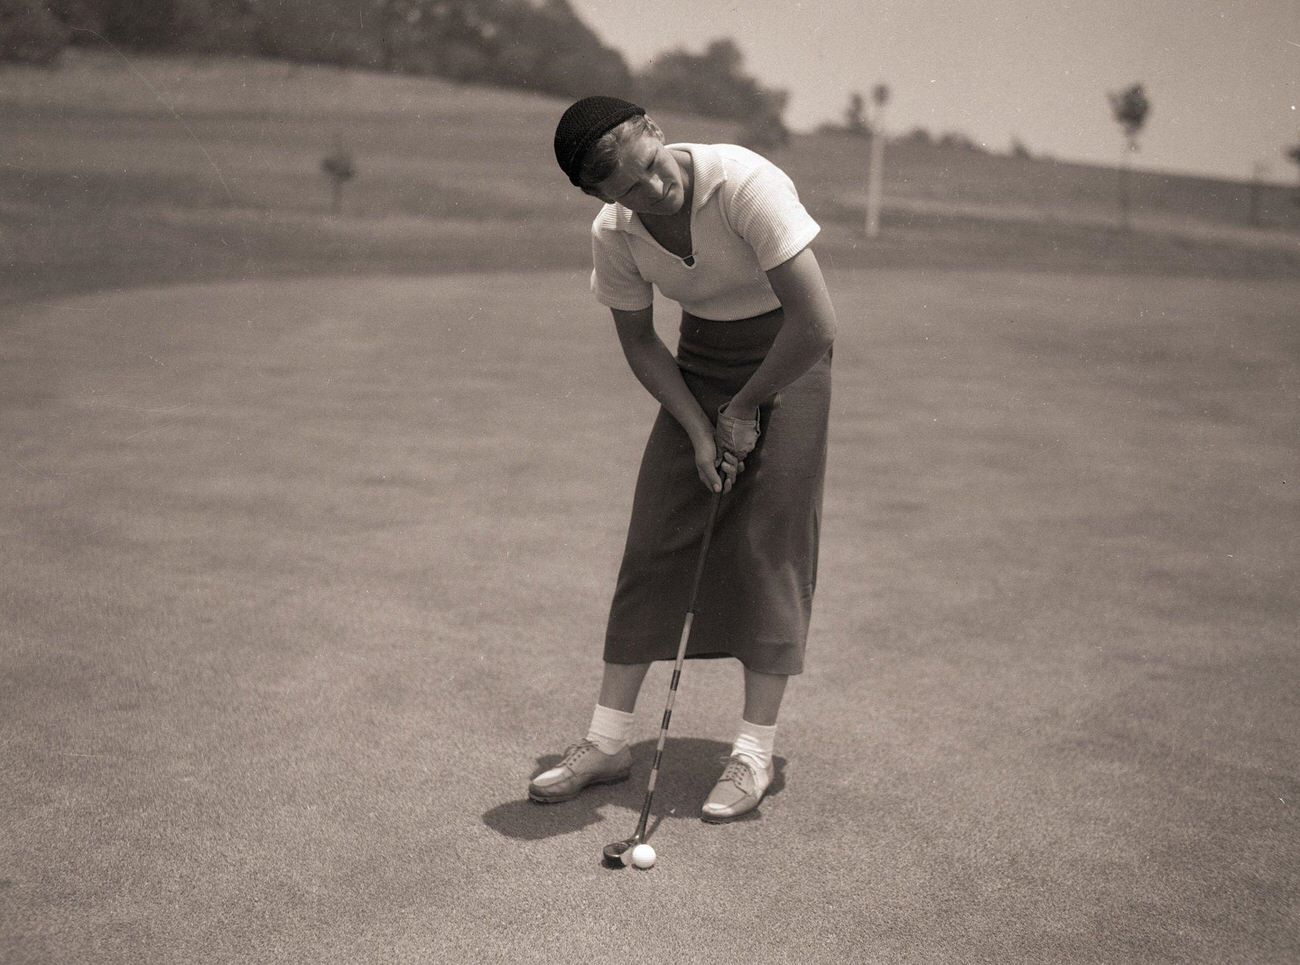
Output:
[715, 402, 760, 460]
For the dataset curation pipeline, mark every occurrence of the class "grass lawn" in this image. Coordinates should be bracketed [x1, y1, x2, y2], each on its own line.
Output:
[3, 268, 1297, 963]
[1, 51, 1298, 964]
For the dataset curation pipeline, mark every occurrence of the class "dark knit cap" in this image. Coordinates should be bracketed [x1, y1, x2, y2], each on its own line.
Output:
[554, 95, 646, 186]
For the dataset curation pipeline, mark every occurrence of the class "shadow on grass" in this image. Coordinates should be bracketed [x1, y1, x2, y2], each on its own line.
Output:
[483, 737, 787, 843]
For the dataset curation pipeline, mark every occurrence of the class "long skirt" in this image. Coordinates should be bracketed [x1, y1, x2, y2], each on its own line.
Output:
[602, 307, 831, 676]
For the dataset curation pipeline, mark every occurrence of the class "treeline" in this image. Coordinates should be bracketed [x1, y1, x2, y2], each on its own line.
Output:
[812, 90, 999, 157]
[1, 0, 789, 142]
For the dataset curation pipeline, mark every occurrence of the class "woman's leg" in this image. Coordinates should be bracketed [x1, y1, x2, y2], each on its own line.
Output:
[598, 661, 652, 714]
[741, 666, 788, 726]
[702, 665, 787, 821]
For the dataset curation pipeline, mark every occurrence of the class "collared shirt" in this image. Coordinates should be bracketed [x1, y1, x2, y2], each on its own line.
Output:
[590, 143, 820, 321]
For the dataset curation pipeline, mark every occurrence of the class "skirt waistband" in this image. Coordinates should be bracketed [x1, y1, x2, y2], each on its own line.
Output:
[677, 308, 784, 371]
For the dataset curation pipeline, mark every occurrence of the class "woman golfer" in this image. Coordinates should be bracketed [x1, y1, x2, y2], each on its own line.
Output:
[528, 96, 836, 822]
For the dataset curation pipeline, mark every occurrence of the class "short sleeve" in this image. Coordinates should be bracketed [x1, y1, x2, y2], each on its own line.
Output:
[590, 220, 653, 311]
[725, 160, 821, 271]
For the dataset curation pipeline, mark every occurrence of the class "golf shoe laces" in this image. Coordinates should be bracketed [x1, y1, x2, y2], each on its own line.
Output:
[718, 756, 756, 791]
[557, 739, 598, 769]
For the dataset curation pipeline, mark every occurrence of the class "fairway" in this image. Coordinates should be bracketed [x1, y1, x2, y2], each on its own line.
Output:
[2, 267, 1296, 963]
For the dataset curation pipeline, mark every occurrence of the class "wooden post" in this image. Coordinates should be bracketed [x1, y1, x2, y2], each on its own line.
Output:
[865, 125, 885, 237]
[865, 85, 889, 238]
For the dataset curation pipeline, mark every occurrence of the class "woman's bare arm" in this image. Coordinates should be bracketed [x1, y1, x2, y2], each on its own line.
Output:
[611, 306, 731, 492]
[727, 247, 837, 414]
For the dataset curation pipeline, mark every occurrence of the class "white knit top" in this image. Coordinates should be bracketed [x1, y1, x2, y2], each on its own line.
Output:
[589, 143, 820, 321]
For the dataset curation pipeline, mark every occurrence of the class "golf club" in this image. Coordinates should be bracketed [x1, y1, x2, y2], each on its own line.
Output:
[602, 479, 725, 868]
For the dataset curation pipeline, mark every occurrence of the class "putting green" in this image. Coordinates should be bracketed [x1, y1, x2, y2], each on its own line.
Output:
[2, 269, 1297, 963]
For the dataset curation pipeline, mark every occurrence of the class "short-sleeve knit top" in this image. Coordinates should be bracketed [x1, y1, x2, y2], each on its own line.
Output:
[590, 143, 820, 322]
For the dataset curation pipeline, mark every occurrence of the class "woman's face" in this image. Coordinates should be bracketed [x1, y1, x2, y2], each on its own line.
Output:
[587, 132, 687, 216]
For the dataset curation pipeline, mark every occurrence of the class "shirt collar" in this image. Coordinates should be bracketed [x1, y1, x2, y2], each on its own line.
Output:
[609, 143, 725, 233]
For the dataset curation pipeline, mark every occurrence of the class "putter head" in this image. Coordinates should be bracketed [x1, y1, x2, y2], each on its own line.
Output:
[601, 839, 636, 869]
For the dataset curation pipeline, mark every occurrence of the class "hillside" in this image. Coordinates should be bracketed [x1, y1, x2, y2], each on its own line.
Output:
[2, 51, 1297, 303]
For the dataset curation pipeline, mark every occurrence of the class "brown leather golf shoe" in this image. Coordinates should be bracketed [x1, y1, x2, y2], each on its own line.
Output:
[528, 739, 632, 803]
[700, 755, 774, 823]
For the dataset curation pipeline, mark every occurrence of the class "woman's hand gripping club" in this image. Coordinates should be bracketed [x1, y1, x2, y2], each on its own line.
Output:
[693, 430, 746, 494]
[713, 401, 759, 493]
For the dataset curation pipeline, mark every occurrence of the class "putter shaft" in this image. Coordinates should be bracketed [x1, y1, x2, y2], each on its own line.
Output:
[604, 487, 723, 864]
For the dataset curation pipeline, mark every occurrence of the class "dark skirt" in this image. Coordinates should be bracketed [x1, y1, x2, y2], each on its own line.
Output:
[603, 308, 831, 676]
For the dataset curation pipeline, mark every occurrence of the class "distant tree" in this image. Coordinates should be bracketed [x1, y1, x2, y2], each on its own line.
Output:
[370, 0, 427, 71]
[187, 0, 263, 53]
[937, 130, 983, 151]
[638, 38, 788, 143]
[813, 91, 869, 137]
[1010, 136, 1032, 159]
[102, 0, 181, 49]
[0, 0, 70, 64]
[1110, 82, 1150, 147]
[898, 126, 933, 146]
[45, 0, 106, 42]
[492, 0, 633, 97]
[843, 91, 869, 137]
[738, 88, 790, 153]
[45, 0, 259, 52]
[361, 0, 630, 95]
[403, 0, 496, 81]
[253, 1, 378, 67]
[1108, 82, 1151, 229]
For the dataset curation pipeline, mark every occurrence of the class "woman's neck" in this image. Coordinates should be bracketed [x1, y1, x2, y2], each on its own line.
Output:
[672, 147, 695, 212]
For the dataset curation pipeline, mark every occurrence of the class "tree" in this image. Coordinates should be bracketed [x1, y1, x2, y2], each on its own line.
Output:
[738, 88, 790, 153]
[937, 130, 980, 151]
[814, 91, 869, 137]
[44, 0, 257, 53]
[102, 0, 181, 49]
[638, 38, 788, 144]
[252, 1, 379, 67]
[491, 0, 633, 97]
[0, 0, 70, 65]
[361, 0, 631, 95]
[843, 92, 869, 137]
[1108, 82, 1151, 229]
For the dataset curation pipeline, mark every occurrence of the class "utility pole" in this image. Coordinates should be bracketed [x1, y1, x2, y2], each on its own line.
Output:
[865, 83, 889, 238]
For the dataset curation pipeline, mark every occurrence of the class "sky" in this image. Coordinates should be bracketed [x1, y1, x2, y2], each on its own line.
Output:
[569, 0, 1299, 184]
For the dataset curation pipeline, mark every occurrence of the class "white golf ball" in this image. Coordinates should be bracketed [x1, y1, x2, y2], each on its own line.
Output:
[630, 844, 656, 869]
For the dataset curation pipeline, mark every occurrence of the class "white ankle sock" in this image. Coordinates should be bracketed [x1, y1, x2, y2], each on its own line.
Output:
[732, 719, 776, 788]
[585, 704, 635, 754]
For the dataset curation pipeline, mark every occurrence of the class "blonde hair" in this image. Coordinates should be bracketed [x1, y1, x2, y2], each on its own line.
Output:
[577, 115, 664, 190]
